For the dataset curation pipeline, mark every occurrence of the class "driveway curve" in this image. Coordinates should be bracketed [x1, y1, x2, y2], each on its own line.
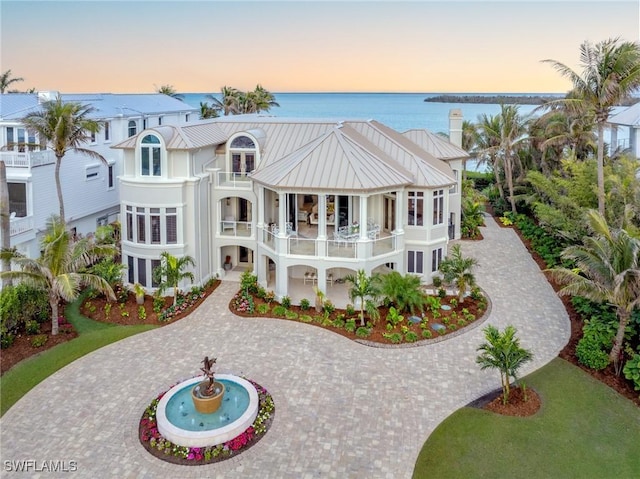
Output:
[0, 216, 570, 478]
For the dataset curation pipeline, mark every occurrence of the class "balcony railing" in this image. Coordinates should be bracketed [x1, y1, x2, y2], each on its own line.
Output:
[260, 226, 398, 260]
[10, 216, 34, 236]
[215, 171, 253, 189]
[0, 150, 55, 168]
[220, 220, 252, 237]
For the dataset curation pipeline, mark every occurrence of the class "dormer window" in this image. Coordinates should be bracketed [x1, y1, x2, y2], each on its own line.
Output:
[128, 120, 137, 137]
[141, 134, 161, 176]
[229, 135, 256, 177]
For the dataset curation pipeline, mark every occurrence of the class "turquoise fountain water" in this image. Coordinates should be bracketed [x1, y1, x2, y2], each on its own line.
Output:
[156, 374, 259, 448]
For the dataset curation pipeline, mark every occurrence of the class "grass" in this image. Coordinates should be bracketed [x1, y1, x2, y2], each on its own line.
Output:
[413, 358, 640, 479]
[0, 295, 156, 417]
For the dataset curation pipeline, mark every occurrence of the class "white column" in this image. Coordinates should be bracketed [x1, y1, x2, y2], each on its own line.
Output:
[359, 194, 367, 240]
[318, 194, 327, 239]
[395, 190, 404, 234]
[277, 192, 286, 236]
[256, 185, 265, 229]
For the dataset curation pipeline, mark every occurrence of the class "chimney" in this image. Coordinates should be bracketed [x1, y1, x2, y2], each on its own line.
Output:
[37, 91, 60, 103]
[448, 109, 463, 148]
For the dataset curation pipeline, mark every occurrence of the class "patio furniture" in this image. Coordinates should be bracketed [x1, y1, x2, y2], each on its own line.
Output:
[304, 271, 317, 285]
[222, 216, 236, 234]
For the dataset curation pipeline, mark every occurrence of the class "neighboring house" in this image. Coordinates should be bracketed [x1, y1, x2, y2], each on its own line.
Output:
[0, 91, 197, 258]
[114, 110, 468, 300]
[608, 102, 640, 158]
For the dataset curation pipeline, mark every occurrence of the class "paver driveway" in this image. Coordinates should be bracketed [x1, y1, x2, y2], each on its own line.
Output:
[0, 217, 570, 478]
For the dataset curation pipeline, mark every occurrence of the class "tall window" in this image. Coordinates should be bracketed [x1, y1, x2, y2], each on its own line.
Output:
[136, 207, 146, 243]
[107, 164, 115, 189]
[431, 247, 443, 272]
[6, 127, 35, 151]
[151, 259, 161, 287]
[104, 121, 110, 141]
[138, 258, 147, 286]
[127, 256, 134, 283]
[433, 189, 444, 225]
[90, 130, 96, 143]
[141, 134, 161, 176]
[150, 208, 161, 244]
[230, 135, 256, 177]
[408, 250, 424, 274]
[166, 208, 177, 244]
[126, 206, 133, 241]
[407, 191, 424, 226]
[128, 120, 137, 137]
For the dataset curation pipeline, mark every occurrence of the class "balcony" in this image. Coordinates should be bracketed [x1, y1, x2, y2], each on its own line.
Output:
[0, 150, 55, 168]
[214, 171, 253, 190]
[10, 215, 34, 236]
[220, 219, 252, 237]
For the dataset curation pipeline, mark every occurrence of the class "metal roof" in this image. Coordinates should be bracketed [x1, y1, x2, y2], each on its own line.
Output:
[609, 102, 640, 127]
[0, 92, 197, 121]
[402, 129, 470, 160]
[250, 124, 413, 193]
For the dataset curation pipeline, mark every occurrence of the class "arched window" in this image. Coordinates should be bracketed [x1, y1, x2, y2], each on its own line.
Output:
[141, 134, 161, 176]
[229, 135, 256, 177]
[128, 120, 137, 137]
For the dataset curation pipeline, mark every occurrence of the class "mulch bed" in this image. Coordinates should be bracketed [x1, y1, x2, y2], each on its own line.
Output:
[1, 321, 78, 375]
[469, 386, 541, 417]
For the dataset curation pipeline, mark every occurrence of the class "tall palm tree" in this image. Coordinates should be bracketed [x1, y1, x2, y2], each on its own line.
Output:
[543, 37, 640, 216]
[199, 102, 219, 119]
[438, 244, 478, 303]
[21, 96, 105, 224]
[344, 269, 381, 326]
[0, 216, 116, 335]
[152, 251, 196, 305]
[251, 84, 280, 113]
[476, 324, 533, 404]
[496, 104, 529, 213]
[0, 69, 24, 93]
[475, 113, 505, 201]
[207, 86, 241, 116]
[155, 84, 184, 101]
[547, 210, 640, 366]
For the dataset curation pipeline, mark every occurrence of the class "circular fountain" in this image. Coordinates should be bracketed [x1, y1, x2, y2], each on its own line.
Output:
[156, 374, 259, 448]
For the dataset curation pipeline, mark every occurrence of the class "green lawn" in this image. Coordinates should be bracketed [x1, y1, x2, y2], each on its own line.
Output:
[413, 358, 640, 479]
[0, 296, 156, 416]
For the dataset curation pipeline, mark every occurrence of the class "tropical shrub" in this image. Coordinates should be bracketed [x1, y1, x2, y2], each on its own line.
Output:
[280, 296, 291, 309]
[284, 310, 298, 320]
[378, 271, 427, 315]
[405, 331, 419, 342]
[25, 320, 40, 335]
[272, 305, 286, 317]
[239, 271, 259, 295]
[623, 354, 640, 392]
[575, 335, 610, 370]
[89, 257, 125, 288]
[31, 334, 48, 348]
[355, 327, 371, 338]
[345, 319, 357, 333]
[257, 303, 270, 315]
[299, 298, 310, 310]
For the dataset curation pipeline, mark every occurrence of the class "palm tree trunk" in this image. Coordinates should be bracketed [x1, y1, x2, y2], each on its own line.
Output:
[173, 285, 178, 306]
[609, 309, 630, 365]
[50, 295, 59, 336]
[597, 124, 605, 216]
[492, 158, 504, 200]
[0, 160, 12, 288]
[504, 155, 517, 214]
[55, 156, 65, 223]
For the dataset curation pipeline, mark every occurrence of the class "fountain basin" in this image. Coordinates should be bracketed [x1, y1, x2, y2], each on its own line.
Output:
[156, 374, 259, 448]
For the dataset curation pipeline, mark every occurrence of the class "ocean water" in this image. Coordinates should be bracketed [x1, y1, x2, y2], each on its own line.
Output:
[181, 92, 628, 172]
[182, 92, 548, 133]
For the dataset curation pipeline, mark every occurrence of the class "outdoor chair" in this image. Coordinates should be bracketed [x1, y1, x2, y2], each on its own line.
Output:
[222, 216, 236, 234]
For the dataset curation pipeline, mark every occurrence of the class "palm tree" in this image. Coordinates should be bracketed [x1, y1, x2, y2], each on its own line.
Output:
[250, 84, 280, 113]
[207, 86, 241, 116]
[21, 96, 105, 223]
[377, 271, 427, 315]
[438, 244, 479, 303]
[542, 38, 640, 216]
[476, 324, 533, 404]
[475, 113, 505, 201]
[0, 70, 24, 93]
[199, 102, 219, 119]
[547, 210, 640, 366]
[155, 84, 184, 101]
[344, 269, 380, 326]
[152, 251, 196, 305]
[0, 216, 116, 335]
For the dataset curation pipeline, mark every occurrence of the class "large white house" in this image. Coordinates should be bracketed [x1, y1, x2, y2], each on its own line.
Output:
[0, 92, 197, 258]
[114, 109, 468, 300]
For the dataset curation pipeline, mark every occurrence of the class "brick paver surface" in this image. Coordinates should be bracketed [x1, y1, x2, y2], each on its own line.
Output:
[0, 216, 570, 478]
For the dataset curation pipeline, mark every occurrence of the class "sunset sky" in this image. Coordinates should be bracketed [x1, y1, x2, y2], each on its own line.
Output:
[1, 0, 638, 94]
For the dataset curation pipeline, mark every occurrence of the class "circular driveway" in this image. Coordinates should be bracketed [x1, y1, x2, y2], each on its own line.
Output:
[0, 217, 569, 478]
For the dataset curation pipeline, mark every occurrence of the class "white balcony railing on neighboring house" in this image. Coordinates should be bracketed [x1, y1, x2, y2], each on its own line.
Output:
[10, 216, 34, 236]
[0, 150, 55, 168]
[215, 171, 253, 190]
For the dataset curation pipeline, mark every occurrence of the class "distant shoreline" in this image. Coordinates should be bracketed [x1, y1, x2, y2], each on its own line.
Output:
[424, 94, 640, 106]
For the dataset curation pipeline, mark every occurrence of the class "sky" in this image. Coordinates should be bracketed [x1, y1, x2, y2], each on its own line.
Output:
[1, 0, 639, 94]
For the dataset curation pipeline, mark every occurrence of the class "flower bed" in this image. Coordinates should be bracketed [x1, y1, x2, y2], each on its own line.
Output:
[139, 379, 275, 465]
